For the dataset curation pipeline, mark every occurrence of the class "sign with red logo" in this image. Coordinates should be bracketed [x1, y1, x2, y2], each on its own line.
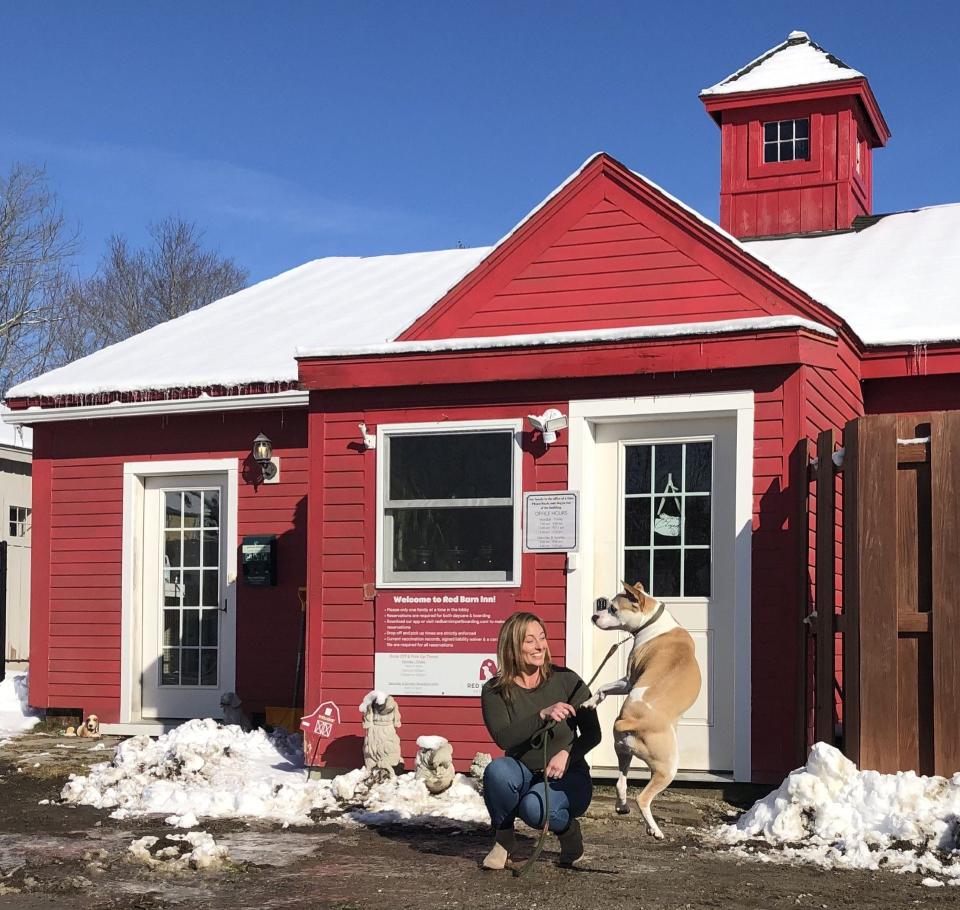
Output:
[374, 590, 515, 696]
[300, 701, 341, 739]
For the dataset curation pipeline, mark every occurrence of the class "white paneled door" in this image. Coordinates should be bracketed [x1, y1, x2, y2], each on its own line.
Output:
[588, 416, 736, 773]
[140, 475, 235, 718]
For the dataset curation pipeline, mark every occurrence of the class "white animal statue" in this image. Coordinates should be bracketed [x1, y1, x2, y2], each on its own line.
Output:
[360, 690, 403, 776]
[415, 735, 455, 795]
[220, 691, 252, 732]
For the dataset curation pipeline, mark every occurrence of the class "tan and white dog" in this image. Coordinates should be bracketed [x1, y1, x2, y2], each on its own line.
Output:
[582, 581, 701, 839]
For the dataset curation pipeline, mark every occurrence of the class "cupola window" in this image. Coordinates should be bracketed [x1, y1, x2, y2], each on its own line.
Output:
[763, 118, 810, 163]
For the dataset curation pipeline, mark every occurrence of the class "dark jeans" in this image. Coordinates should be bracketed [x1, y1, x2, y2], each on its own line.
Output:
[483, 756, 592, 834]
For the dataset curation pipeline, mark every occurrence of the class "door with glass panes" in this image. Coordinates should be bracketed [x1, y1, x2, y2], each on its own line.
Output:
[141, 476, 235, 718]
[589, 417, 735, 773]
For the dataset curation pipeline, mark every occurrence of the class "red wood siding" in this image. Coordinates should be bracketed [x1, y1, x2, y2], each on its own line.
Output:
[864, 375, 960, 415]
[306, 367, 804, 781]
[32, 408, 308, 723]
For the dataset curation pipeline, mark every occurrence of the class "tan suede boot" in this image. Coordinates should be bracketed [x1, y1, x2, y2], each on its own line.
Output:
[481, 828, 517, 870]
[557, 818, 583, 866]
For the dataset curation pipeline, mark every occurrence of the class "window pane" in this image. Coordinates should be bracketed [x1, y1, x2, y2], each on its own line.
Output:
[764, 144, 778, 163]
[202, 530, 219, 567]
[780, 142, 795, 162]
[654, 444, 682, 493]
[165, 493, 182, 529]
[164, 569, 182, 607]
[201, 609, 219, 647]
[685, 442, 712, 492]
[624, 498, 651, 546]
[794, 118, 809, 138]
[183, 530, 201, 566]
[795, 139, 810, 160]
[390, 506, 513, 574]
[624, 549, 650, 591]
[163, 610, 179, 647]
[764, 122, 778, 142]
[161, 649, 180, 686]
[183, 492, 202, 528]
[685, 496, 712, 545]
[780, 119, 794, 140]
[182, 609, 200, 647]
[165, 532, 182, 569]
[653, 549, 681, 597]
[203, 491, 219, 528]
[685, 550, 711, 597]
[625, 445, 651, 494]
[182, 570, 201, 606]
[389, 432, 512, 501]
[200, 649, 218, 686]
[181, 649, 199, 686]
[202, 570, 220, 607]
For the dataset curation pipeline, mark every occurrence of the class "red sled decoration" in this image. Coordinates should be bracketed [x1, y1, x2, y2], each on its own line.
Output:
[300, 700, 341, 739]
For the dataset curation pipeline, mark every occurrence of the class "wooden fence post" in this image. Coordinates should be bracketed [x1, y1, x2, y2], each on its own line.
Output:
[815, 429, 837, 744]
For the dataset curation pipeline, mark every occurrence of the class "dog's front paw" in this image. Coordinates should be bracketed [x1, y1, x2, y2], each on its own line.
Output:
[581, 693, 604, 710]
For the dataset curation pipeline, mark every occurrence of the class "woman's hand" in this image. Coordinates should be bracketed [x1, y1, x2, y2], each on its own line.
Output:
[544, 749, 570, 780]
[539, 702, 575, 723]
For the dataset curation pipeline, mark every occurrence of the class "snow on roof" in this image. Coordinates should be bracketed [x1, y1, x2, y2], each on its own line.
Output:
[5, 248, 490, 400]
[701, 30, 864, 97]
[744, 203, 960, 346]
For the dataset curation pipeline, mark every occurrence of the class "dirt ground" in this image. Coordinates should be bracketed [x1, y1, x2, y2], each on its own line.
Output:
[0, 731, 957, 910]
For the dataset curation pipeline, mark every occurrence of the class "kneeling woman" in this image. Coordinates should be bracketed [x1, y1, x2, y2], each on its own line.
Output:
[480, 611, 601, 869]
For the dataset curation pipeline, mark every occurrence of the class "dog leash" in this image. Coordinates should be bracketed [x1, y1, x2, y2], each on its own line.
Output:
[512, 635, 631, 879]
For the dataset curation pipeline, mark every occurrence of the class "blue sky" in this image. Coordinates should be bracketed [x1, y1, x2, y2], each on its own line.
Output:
[2, 2, 958, 284]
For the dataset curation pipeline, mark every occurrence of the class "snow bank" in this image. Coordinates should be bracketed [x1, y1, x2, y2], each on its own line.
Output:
[61, 718, 490, 829]
[716, 743, 960, 883]
[62, 718, 336, 826]
[0, 672, 41, 741]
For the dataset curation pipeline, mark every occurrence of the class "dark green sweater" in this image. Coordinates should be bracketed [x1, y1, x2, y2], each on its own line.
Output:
[480, 667, 602, 772]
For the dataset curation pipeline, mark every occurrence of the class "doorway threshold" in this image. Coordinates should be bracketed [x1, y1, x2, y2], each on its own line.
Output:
[100, 720, 183, 737]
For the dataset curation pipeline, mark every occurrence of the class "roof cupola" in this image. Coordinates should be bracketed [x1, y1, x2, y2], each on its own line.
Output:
[701, 31, 890, 239]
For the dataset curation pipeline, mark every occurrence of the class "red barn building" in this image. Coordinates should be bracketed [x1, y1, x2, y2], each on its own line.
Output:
[6, 31, 960, 783]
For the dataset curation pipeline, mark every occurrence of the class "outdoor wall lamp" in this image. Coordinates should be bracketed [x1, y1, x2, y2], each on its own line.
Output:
[252, 432, 279, 481]
[527, 408, 568, 446]
[358, 422, 376, 450]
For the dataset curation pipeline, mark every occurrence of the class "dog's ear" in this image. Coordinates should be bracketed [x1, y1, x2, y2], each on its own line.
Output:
[621, 580, 642, 602]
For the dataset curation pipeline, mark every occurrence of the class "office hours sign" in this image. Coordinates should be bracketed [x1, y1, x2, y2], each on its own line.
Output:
[523, 491, 579, 553]
[374, 591, 516, 696]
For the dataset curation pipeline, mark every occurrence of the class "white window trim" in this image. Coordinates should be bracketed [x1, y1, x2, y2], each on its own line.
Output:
[120, 459, 239, 725]
[566, 391, 753, 781]
[375, 419, 524, 588]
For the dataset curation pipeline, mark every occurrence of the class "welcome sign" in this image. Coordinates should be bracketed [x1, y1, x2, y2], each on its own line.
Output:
[374, 590, 516, 696]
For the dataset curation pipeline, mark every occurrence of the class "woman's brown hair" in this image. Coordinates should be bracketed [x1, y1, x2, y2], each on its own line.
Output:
[490, 611, 553, 702]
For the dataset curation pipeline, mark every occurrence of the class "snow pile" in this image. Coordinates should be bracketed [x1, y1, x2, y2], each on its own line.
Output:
[128, 831, 229, 871]
[332, 767, 488, 826]
[358, 690, 388, 713]
[61, 717, 490, 829]
[717, 743, 960, 883]
[0, 672, 41, 741]
[61, 718, 336, 826]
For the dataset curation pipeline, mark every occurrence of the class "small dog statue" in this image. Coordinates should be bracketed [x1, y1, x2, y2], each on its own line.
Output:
[469, 752, 492, 792]
[76, 714, 101, 738]
[360, 690, 403, 777]
[415, 735, 455, 795]
[220, 692, 252, 732]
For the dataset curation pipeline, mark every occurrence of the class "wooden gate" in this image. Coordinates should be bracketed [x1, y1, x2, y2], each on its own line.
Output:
[810, 411, 960, 775]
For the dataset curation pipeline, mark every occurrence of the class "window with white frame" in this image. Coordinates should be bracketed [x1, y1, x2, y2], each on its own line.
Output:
[763, 118, 810, 163]
[379, 424, 520, 585]
[8, 505, 30, 538]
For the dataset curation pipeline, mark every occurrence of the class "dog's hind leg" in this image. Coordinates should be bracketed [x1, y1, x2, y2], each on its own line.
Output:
[614, 740, 632, 815]
[633, 727, 679, 839]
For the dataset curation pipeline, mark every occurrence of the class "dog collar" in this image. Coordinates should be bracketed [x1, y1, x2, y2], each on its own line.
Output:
[636, 602, 666, 632]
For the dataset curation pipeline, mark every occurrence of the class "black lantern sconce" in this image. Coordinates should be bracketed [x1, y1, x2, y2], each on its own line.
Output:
[252, 432, 279, 482]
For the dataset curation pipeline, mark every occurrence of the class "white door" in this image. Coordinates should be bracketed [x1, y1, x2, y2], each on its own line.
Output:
[141, 476, 235, 718]
[588, 417, 736, 773]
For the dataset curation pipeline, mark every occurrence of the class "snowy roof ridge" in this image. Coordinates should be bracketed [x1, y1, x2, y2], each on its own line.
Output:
[701, 30, 863, 97]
